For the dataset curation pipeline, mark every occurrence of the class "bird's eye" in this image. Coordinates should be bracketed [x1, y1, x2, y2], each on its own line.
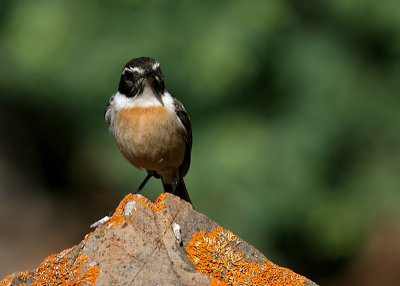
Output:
[123, 69, 134, 81]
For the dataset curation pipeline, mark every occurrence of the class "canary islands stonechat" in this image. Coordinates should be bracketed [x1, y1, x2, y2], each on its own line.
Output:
[105, 57, 192, 204]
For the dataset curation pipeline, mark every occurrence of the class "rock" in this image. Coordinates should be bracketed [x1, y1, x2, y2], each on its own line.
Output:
[0, 193, 318, 286]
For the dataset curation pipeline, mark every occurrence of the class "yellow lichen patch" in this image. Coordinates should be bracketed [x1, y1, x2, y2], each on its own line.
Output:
[30, 247, 99, 286]
[186, 227, 306, 286]
[133, 192, 166, 212]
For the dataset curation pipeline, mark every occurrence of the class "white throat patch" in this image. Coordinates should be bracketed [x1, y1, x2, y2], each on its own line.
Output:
[111, 88, 175, 116]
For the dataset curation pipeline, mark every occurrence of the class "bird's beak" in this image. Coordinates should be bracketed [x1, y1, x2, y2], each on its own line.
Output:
[146, 69, 162, 85]
[146, 69, 164, 93]
[145, 69, 156, 77]
[145, 69, 159, 84]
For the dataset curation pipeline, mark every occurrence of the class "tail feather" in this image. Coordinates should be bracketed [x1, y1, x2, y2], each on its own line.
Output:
[162, 178, 192, 205]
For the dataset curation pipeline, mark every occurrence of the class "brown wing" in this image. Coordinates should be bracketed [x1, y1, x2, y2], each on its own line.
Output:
[173, 97, 192, 178]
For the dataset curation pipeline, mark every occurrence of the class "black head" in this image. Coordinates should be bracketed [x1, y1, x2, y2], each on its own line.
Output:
[118, 57, 165, 97]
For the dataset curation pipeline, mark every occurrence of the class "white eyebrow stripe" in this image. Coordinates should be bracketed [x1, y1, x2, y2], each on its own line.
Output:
[122, 67, 145, 75]
[130, 67, 144, 74]
[152, 62, 160, 70]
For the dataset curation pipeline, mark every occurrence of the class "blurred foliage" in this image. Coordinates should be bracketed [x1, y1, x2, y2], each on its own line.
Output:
[1, 0, 400, 283]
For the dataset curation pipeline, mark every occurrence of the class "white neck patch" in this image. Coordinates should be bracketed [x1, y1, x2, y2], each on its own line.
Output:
[112, 87, 175, 111]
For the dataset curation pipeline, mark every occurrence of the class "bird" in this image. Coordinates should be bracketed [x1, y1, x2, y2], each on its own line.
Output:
[105, 57, 192, 205]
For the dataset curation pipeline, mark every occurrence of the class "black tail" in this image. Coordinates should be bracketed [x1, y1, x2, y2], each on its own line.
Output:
[162, 177, 192, 205]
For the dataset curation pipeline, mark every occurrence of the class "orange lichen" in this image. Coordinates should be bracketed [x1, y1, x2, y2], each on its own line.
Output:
[102, 193, 166, 235]
[16, 271, 31, 281]
[29, 247, 98, 286]
[114, 193, 135, 215]
[0, 274, 13, 286]
[133, 192, 166, 212]
[104, 193, 168, 230]
[82, 232, 93, 245]
[1, 246, 99, 286]
[209, 278, 229, 286]
[186, 227, 306, 286]
[107, 193, 135, 228]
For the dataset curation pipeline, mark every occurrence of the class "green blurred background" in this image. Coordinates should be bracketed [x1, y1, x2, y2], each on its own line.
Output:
[1, 0, 400, 284]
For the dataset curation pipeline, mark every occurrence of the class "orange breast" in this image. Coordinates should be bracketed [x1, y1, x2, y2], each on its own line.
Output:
[112, 106, 186, 173]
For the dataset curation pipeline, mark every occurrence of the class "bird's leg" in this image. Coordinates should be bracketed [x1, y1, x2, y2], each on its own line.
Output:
[171, 169, 181, 194]
[135, 173, 153, 194]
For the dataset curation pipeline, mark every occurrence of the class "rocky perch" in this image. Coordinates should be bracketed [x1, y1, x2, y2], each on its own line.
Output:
[0, 193, 318, 286]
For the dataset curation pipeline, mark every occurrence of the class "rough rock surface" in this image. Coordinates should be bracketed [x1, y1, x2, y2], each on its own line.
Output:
[0, 193, 318, 286]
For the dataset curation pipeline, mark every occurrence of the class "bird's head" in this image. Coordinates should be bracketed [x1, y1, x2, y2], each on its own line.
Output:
[118, 57, 165, 97]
